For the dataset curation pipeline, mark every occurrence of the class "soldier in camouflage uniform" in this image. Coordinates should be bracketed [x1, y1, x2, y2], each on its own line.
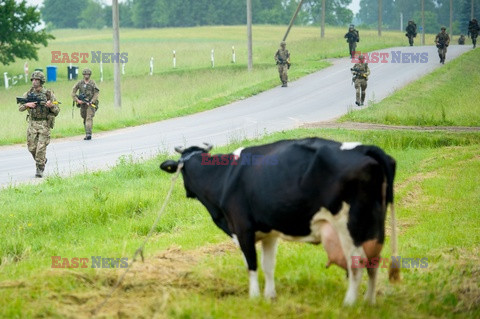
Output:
[274, 41, 290, 87]
[405, 20, 417, 46]
[71, 68, 99, 140]
[351, 55, 370, 106]
[468, 19, 479, 48]
[458, 34, 466, 45]
[435, 27, 450, 64]
[18, 71, 60, 178]
[344, 24, 360, 58]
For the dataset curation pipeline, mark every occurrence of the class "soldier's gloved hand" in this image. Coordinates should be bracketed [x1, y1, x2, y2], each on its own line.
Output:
[46, 100, 53, 107]
[25, 102, 37, 109]
[76, 98, 83, 104]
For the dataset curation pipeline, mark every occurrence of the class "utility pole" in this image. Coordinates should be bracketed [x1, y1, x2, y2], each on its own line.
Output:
[321, 0, 325, 38]
[112, 0, 121, 108]
[283, 0, 304, 41]
[421, 0, 425, 45]
[247, 0, 252, 71]
[449, 0, 453, 35]
[472, 0, 474, 20]
[378, 0, 382, 36]
[400, 12, 403, 31]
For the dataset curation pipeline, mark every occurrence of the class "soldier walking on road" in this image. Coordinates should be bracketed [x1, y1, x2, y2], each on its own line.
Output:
[351, 55, 370, 107]
[18, 71, 60, 178]
[458, 34, 466, 45]
[435, 27, 450, 64]
[344, 24, 360, 58]
[274, 41, 290, 87]
[71, 68, 99, 140]
[405, 20, 417, 46]
[468, 19, 480, 48]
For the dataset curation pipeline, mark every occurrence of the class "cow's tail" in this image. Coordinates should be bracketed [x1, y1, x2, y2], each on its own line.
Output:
[357, 145, 400, 282]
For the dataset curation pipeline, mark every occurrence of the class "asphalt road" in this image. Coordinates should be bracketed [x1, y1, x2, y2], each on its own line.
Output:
[0, 45, 471, 187]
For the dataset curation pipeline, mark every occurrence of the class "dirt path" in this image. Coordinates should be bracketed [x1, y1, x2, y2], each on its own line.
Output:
[302, 121, 480, 132]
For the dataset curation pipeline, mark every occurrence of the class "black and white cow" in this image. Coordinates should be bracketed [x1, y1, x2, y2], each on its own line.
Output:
[160, 137, 398, 305]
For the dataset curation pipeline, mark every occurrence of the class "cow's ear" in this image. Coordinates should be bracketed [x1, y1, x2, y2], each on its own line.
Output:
[160, 160, 179, 173]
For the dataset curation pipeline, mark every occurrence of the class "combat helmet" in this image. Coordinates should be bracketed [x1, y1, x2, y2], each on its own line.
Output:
[441, 26, 446, 30]
[280, 41, 286, 47]
[82, 68, 92, 75]
[30, 71, 45, 84]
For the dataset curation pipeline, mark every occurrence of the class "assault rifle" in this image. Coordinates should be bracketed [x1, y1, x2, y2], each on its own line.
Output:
[276, 58, 291, 69]
[351, 67, 367, 78]
[75, 93, 97, 109]
[16, 92, 61, 107]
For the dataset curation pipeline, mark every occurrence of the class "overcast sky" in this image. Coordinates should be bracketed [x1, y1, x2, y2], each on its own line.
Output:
[24, 0, 361, 14]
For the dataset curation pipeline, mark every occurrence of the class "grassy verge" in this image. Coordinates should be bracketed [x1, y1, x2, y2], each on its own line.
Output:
[1, 128, 479, 318]
[341, 48, 480, 126]
[1, 26, 420, 146]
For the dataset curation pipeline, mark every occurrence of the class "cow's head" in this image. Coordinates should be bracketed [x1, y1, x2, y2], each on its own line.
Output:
[160, 143, 214, 197]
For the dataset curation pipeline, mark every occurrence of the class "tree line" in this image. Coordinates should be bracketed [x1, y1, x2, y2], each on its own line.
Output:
[40, 0, 356, 29]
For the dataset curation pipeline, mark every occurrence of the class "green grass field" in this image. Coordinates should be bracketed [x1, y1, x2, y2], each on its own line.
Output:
[0, 128, 479, 318]
[1, 26, 424, 146]
[341, 48, 480, 127]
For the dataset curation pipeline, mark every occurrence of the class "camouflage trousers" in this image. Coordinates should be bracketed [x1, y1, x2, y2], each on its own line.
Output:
[471, 33, 478, 47]
[277, 64, 288, 85]
[354, 78, 368, 105]
[80, 105, 96, 136]
[407, 34, 415, 46]
[348, 42, 357, 58]
[27, 120, 51, 171]
[437, 46, 448, 62]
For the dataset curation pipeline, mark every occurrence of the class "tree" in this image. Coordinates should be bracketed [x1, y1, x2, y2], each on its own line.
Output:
[41, 0, 87, 28]
[304, 0, 354, 26]
[0, 0, 54, 65]
[78, 0, 105, 29]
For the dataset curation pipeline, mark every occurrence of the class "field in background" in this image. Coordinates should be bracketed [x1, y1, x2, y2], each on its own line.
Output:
[341, 48, 480, 126]
[1, 26, 420, 145]
[0, 128, 479, 318]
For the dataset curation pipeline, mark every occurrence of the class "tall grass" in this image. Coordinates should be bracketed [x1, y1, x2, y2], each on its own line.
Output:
[341, 48, 480, 126]
[1, 26, 417, 145]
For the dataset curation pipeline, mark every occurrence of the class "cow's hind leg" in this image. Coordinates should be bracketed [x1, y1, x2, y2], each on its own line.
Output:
[237, 231, 260, 298]
[261, 235, 278, 299]
[365, 266, 378, 304]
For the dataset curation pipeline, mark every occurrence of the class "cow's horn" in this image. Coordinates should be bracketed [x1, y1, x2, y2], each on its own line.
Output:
[203, 142, 213, 152]
[174, 146, 185, 153]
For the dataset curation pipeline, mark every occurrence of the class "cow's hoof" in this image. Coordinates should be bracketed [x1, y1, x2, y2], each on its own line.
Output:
[264, 290, 277, 300]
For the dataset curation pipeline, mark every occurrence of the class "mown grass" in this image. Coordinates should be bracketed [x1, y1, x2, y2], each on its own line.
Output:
[1, 26, 420, 145]
[341, 48, 480, 127]
[0, 128, 479, 318]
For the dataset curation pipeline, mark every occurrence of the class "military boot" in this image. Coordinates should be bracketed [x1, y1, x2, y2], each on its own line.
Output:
[35, 167, 43, 178]
[84, 135, 92, 140]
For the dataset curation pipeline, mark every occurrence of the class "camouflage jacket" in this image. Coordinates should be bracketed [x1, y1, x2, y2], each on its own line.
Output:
[18, 87, 60, 121]
[344, 30, 359, 43]
[351, 63, 370, 80]
[435, 32, 450, 45]
[71, 79, 100, 102]
[406, 24, 417, 35]
[274, 48, 290, 64]
[468, 21, 480, 34]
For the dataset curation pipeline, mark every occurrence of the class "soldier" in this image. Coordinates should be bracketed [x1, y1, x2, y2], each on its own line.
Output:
[405, 20, 417, 46]
[344, 24, 360, 58]
[458, 34, 466, 45]
[435, 27, 450, 64]
[18, 71, 60, 178]
[71, 68, 99, 140]
[468, 18, 480, 48]
[274, 41, 290, 87]
[351, 54, 370, 107]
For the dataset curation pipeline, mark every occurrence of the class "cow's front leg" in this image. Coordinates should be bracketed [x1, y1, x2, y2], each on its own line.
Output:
[261, 235, 278, 299]
[365, 266, 378, 305]
[237, 230, 259, 298]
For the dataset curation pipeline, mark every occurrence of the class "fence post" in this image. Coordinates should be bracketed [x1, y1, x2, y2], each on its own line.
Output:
[150, 57, 154, 75]
[211, 49, 214, 68]
[3, 72, 9, 89]
[232, 46, 236, 64]
[100, 60, 104, 82]
[122, 62, 125, 75]
[173, 50, 176, 68]
[24, 62, 29, 83]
